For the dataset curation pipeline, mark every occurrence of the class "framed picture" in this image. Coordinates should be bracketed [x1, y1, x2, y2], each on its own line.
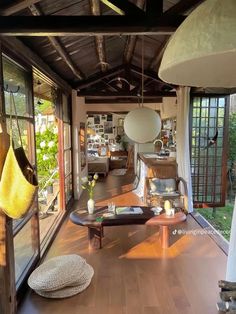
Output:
[104, 121, 113, 134]
[104, 134, 109, 140]
[101, 115, 106, 120]
[95, 125, 99, 129]
[79, 122, 86, 170]
[94, 115, 100, 124]
[117, 126, 124, 136]
[118, 118, 124, 127]
[107, 114, 113, 121]
[109, 139, 115, 144]
[99, 128, 103, 132]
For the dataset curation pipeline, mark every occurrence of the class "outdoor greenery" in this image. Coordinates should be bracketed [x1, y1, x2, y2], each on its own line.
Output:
[36, 126, 58, 189]
[197, 204, 234, 241]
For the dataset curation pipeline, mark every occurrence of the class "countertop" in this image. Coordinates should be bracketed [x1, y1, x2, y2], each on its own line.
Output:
[138, 153, 176, 168]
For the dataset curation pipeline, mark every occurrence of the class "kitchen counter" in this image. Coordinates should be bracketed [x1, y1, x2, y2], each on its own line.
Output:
[138, 153, 176, 169]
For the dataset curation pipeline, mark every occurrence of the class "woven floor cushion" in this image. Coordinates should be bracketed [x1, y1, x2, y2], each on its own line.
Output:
[28, 254, 94, 298]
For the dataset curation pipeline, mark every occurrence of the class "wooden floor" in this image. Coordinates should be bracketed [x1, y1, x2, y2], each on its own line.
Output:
[18, 170, 227, 314]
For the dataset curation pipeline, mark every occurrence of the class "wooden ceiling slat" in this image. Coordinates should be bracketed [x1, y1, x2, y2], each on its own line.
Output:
[0, 0, 42, 16]
[164, 0, 205, 15]
[29, 4, 85, 80]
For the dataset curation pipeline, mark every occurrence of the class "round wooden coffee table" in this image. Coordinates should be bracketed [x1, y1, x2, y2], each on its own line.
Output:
[146, 211, 186, 249]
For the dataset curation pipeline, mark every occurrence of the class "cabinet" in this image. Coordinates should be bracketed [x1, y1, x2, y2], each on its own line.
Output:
[109, 151, 128, 169]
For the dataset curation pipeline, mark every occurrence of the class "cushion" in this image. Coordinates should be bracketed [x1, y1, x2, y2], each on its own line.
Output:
[149, 178, 176, 193]
[28, 254, 94, 298]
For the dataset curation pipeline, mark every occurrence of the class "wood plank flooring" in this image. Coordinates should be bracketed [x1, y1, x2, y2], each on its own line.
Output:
[18, 170, 227, 314]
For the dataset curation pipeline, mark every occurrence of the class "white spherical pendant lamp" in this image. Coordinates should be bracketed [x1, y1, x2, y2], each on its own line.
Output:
[124, 107, 161, 143]
[159, 0, 236, 88]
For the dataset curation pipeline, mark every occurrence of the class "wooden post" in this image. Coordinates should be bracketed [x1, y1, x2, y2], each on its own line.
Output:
[0, 44, 16, 313]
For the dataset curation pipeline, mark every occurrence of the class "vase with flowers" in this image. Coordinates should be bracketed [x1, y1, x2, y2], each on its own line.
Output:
[81, 173, 99, 214]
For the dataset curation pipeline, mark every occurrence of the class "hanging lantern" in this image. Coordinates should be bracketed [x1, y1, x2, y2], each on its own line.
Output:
[124, 107, 161, 143]
[159, 0, 236, 88]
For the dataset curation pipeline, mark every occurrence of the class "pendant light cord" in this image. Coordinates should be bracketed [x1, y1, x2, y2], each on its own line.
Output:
[141, 36, 144, 108]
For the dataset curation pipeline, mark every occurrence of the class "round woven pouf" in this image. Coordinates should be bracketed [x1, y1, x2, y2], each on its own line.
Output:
[28, 254, 94, 298]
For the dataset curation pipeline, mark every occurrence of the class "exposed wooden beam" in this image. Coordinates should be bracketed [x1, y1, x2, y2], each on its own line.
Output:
[29, 4, 85, 80]
[78, 90, 176, 97]
[0, 0, 41, 16]
[85, 97, 163, 104]
[146, 0, 163, 18]
[123, 0, 145, 64]
[0, 15, 186, 36]
[164, 0, 205, 16]
[75, 65, 124, 89]
[90, 0, 108, 72]
[100, 0, 145, 16]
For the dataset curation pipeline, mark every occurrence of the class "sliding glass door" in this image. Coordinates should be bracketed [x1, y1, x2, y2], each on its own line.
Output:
[2, 55, 40, 288]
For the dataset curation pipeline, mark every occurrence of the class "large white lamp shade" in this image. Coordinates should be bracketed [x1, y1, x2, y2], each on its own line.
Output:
[159, 0, 236, 88]
[124, 107, 161, 143]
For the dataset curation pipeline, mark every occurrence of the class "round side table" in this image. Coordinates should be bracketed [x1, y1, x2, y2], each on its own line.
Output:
[146, 211, 186, 249]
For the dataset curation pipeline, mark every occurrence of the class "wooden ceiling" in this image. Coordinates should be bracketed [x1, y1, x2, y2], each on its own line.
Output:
[0, 0, 205, 103]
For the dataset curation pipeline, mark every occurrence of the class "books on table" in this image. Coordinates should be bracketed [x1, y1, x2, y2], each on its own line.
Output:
[115, 207, 143, 215]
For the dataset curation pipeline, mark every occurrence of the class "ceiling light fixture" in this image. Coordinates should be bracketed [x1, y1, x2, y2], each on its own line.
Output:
[124, 37, 161, 143]
[159, 0, 236, 88]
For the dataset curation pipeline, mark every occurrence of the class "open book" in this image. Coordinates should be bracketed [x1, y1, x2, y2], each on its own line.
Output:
[116, 207, 143, 215]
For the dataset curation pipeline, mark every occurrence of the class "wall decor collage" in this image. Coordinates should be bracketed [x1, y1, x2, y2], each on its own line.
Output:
[87, 114, 116, 149]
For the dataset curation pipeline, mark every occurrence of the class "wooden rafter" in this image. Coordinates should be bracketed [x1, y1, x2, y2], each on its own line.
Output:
[123, 0, 145, 65]
[100, 0, 145, 16]
[78, 90, 176, 97]
[29, 4, 85, 80]
[75, 65, 124, 90]
[90, 0, 108, 72]
[0, 15, 186, 36]
[0, 0, 41, 16]
[85, 97, 164, 104]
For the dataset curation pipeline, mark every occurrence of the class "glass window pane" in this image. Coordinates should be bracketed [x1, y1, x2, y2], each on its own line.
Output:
[64, 150, 72, 176]
[14, 216, 38, 283]
[64, 123, 71, 149]
[3, 57, 32, 117]
[6, 118, 34, 162]
[65, 175, 73, 204]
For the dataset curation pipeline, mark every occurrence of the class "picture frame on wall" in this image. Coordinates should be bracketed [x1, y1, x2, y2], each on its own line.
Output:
[107, 114, 113, 121]
[104, 121, 113, 134]
[79, 122, 86, 170]
[101, 115, 106, 120]
[94, 115, 100, 124]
